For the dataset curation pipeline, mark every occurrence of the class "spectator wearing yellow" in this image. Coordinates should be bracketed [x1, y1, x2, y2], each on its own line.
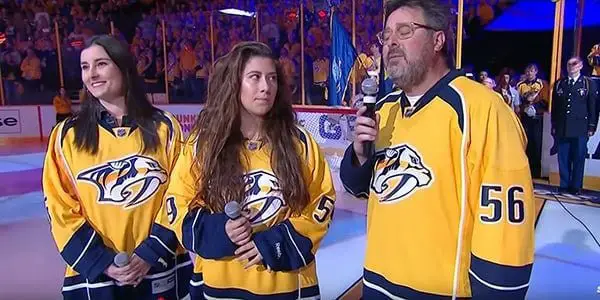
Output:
[588, 43, 600, 76]
[53, 87, 72, 123]
[20, 48, 42, 91]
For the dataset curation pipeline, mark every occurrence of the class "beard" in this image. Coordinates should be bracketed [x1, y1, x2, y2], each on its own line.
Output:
[385, 44, 433, 90]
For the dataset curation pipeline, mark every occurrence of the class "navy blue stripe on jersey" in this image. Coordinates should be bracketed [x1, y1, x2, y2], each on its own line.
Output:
[340, 145, 375, 199]
[182, 208, 237, 259]
[134, 223, 179, 269]
[61, 222, 116, 281]
[469, 254, 531, 299]
[62, 255, 192, 300]
[156, 110, 175, 147]
[203, 284, 319, 299]
[402, 70, 464, 118]
[375, 90, 403, 111]
[190, 273, 205, 300]
[254, 219, 314, 271]
[60, 117, 77, 147]
[363, 269, 468, 299]
[296, 127, 309, 159]
[439, 84, 465, 132]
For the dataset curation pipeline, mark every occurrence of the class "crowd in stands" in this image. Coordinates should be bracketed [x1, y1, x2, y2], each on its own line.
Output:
[0, 0, 514, 106]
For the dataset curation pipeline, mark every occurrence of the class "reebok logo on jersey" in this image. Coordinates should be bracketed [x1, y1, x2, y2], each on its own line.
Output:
[371, 144, 433, 203]
[243, 170, 286, 226]
[77, 155, 168, 209]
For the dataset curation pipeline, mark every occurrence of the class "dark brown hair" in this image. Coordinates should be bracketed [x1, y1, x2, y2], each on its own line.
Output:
[74, 35, 159, 154]
[189, 41, 309, 214]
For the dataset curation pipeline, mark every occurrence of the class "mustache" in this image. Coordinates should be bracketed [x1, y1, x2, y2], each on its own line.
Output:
[387, 47, 405, 59]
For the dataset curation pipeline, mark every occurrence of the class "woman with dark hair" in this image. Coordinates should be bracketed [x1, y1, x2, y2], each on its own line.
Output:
[42, 35, 192, 300]
[495, 70, 520, 113]
[160, 41, 336, 299]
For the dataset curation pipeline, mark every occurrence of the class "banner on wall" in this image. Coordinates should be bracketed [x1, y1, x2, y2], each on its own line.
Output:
[0, 109, 21, 134]
[0, 106, 41, 139]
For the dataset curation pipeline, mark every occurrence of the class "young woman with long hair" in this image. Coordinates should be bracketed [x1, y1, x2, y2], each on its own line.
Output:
[161, 41, 336, 299]
[42, 35, 191, 300]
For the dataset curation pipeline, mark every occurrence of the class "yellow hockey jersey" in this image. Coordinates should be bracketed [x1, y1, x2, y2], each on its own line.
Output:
[517, 78, 549, 117]
[161, 126, 336, 299]
[42, 108, 192, 299]
[341, 70, 535, 299]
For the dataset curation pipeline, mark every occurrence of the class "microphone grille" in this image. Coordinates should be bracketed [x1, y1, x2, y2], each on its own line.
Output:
[361, 77, 378, 95]
[114, 252, 129, 267]
[224, 201, 241, 219]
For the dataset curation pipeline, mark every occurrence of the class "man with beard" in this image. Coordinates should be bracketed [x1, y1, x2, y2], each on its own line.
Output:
[339, 0, 534, 299]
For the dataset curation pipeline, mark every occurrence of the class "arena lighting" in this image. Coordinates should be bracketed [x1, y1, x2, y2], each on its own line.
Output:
[218, 8, 256, 18]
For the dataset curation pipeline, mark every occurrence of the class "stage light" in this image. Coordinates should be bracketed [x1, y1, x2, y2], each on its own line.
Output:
[219, 8, 256, 18]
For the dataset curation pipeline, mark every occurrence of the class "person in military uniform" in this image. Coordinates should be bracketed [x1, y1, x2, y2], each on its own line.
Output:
[518, 64, 549, 178]
[551, 57, 598, 194]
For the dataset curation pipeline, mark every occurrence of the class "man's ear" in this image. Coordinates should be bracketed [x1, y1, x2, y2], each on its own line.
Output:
[433, 31, 446, 53]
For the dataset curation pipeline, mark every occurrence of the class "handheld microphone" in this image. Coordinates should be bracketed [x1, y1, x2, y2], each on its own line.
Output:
[114, 252, 129, 267]
[361, 77, 378, 157]
[224, 201, 241, 220]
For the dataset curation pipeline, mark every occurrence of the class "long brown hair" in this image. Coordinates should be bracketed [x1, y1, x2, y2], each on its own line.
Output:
[189, 41, 309, 214]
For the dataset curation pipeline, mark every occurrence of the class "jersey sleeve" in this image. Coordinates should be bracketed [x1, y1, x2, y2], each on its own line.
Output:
[134, 113, 187, 268]
[42, 122, 116, 281]
[467, 98, 535, 299]
[161, 138, 238, 260]
[339, 145, 376, 198]
[253, 129, 336, 272]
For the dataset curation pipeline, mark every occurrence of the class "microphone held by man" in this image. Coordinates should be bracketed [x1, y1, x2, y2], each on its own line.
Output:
[353, 77, 380, 166]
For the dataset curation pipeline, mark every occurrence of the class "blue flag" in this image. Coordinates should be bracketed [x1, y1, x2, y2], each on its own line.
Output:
[328, 10, 358, 106]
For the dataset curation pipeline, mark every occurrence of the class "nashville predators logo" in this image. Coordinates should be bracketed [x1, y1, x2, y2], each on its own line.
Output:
[77, 155, 168, 209]
[243, 170, 286, 226]
[371, 144, 433, 203]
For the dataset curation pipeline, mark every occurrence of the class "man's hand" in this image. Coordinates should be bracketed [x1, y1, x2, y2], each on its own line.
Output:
[352, 105, 380, 165]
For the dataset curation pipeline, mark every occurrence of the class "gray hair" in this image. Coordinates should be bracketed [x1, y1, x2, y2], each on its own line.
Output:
[385, 0, 456, 67]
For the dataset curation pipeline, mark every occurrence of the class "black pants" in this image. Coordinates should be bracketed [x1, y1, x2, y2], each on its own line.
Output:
[522, 115, 543, 178]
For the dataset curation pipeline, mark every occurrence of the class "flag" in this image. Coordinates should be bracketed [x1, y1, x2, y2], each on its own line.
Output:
[328, 9, 358, 106]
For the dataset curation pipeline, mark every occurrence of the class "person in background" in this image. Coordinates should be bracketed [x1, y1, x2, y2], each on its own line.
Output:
[42, 35, 192, 300]
[495, 71, 521, 114]
[161, 41, 336, 299]
[588, 43, 600, 76]
[53, 87, 72, 123]
[551, 56, 598, 195]
[482, 76, 495, 89]
[518, 63, 549, 178]
[340, 0, 534, 298]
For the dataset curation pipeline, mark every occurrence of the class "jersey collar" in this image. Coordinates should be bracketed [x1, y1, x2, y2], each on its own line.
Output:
[400, 69, 465, 118]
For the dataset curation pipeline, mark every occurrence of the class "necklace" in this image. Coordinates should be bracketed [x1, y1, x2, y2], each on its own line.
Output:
[244, 137, 264, 151]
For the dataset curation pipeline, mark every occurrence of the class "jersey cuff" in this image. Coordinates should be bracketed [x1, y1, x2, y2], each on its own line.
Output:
[60, 223, 117, 282]
[87, 248, 116, 282]
[182, 209, 237, 259]
[134, 223, 178, 270]
[254, 220, 314, 271]
[340, 145, 374, 198]
[469, 253, 532, 299]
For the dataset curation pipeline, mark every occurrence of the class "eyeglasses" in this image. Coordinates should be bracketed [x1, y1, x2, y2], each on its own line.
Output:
[376, 22, 439, 45]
